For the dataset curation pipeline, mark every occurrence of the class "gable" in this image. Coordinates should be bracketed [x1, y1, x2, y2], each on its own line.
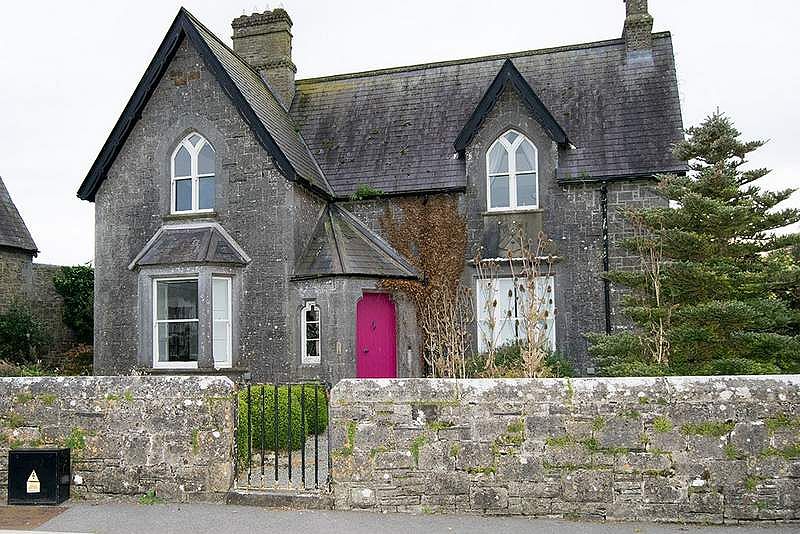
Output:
[77, 8, 331, 203]
[454, 59, 568, 152]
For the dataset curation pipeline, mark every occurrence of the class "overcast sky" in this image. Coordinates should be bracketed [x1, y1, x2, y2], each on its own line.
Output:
[0, 0, 797, 265]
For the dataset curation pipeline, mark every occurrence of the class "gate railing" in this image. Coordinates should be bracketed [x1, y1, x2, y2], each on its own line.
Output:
[233, 381, 331, 491]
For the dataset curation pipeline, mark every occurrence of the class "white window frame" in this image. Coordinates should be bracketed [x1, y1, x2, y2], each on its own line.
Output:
[153, 276, 200, 369]
[212, 276, 232, 369]
[475, 275, 555, 353]
[486, 130, 539, 212]
[301, 301, 321, 365]
[171, 133, 216, 214]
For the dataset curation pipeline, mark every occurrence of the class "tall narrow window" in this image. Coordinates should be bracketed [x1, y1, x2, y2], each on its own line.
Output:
[476, 276, 555, 353]
[486, 130, 538, 211]
[212, 277, 232, 368]
[171, 133, 215, 213]
[154, 278, 199, 367]
[301, 301, 321, 365]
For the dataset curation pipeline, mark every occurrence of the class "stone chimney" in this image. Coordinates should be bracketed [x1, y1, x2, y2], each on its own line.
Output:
[231, 9, 296, 108]
[622, 0, 653, 54]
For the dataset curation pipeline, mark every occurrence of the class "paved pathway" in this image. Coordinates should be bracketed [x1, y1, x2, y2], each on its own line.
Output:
[31, 503, 800, 534]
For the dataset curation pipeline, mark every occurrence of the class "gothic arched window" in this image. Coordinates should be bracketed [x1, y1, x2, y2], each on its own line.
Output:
[486, 130, 538, 210]
[171, 133, 216, 213]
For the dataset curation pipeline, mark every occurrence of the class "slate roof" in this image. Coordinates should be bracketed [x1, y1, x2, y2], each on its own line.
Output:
[129, 224, 249, 269]
[0, 176, 37, 254]
[291, 33, 686, 196]
[77, 8, 332, 202]
[294, 204, 418, 280]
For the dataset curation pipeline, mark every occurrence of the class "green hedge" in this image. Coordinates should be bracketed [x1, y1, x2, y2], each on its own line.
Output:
[237, 384, 328, 460]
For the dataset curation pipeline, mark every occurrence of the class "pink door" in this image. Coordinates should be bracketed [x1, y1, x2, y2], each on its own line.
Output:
[356, 293, 397, 378]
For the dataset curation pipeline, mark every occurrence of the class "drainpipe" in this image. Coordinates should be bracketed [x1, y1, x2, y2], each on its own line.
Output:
[600, 181, 612, 334]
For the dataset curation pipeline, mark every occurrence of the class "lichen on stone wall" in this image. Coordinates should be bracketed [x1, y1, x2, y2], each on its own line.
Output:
[329, 375, 800, 522]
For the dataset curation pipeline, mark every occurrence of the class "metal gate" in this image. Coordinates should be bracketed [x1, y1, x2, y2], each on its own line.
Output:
[234, 382, 330, 491]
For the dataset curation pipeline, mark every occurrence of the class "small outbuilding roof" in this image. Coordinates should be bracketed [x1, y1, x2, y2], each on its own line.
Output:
[0, 176, 37, 254]
[293, 204, 418, 280]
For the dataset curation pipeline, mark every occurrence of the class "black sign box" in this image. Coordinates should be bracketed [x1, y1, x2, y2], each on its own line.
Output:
[7, 448, 70, 505]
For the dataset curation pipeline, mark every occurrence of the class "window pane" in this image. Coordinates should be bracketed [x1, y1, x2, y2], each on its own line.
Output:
[157, 322, 198, 362]
[306, 322, 319, 340]
[515, 140, 537, 172]
[495, 319, 517, 349]
[198, 176, 214, 210]
[198, 143, 215, 174]
[489, 175, 510, 208]
[156, 280, 198, 320]
[503, 131, 519, 144]
[516, 172, 537, 207]
[213, 321, 229, 364]
[305, 305, 318, 322]
[306, 340, 319, 358]
[213, 278, 229, 321]
[188, 134, 202, 146]
[175, 179, 192, 211]
[487, 143, 508, 174]
[174, 146, 191, 177]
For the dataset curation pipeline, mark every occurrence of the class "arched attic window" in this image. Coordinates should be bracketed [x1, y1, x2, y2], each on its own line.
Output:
[171, 133, 216, 213]
[486, 130, 538, 211]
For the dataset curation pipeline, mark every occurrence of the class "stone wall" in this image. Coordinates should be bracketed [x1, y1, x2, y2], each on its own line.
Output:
[0, 251, 74, 353]
[329, 376, 800, 523]
[30, 264, 76, 352]
[0, 247, 33, 313]
[0, 376, 235, 501]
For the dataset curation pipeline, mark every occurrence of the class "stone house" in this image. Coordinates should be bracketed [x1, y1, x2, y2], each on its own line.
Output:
[77, 1, 684, 382]
[0, 176, 74, 352]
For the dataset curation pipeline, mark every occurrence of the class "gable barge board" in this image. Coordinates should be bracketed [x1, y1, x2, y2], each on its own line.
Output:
[77, 8, 332, 202]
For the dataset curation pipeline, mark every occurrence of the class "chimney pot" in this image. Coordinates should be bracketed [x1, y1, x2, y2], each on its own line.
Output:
[231, 9, 296, 108]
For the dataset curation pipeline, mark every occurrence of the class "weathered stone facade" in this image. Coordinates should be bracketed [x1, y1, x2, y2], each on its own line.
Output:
[0, 247, 33, 313]
[94, 40, 320, 380]
[338, 87, 667, 374]
[83, 3, 683, 381]
[0, 375, 234, 501]
[330, 376, 800, 523]
[0, 249, 74, 352]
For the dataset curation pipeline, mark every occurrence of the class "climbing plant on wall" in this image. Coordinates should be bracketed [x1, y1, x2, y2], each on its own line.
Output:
[53, 264, 94, 345]
[379, 194, 470, 377]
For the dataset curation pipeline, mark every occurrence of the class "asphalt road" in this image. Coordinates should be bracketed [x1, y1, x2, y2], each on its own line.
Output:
[30, 503, 800, 534]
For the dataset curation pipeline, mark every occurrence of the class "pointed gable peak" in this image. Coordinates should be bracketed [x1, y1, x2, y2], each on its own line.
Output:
[454, 59, 569, 152]
[77, 8, 331, 202]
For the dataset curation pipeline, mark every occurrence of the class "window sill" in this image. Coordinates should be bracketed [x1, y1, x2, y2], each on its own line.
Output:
[482, 208, 543, 216]
[162, 211, 218, 222]
[147, 367, 248, 375]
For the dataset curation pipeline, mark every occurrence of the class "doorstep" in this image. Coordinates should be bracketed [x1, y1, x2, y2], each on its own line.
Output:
[225, 489, 333, 510]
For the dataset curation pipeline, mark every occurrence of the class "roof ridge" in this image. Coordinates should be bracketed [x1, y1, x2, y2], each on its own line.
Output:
[296, 31, 673, 85]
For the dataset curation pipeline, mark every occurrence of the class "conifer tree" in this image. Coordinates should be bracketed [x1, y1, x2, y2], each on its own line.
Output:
[588, 113, 800, 375]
